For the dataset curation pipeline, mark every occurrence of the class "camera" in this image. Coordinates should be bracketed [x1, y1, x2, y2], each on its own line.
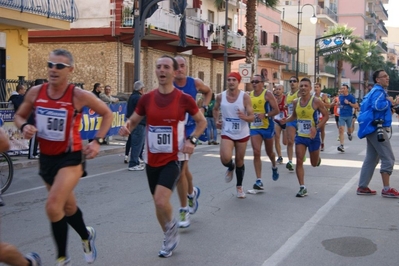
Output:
[372, 119, 385, 142]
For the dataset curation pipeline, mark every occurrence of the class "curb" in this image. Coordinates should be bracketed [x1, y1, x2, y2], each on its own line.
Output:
[11, 145, 125, 170]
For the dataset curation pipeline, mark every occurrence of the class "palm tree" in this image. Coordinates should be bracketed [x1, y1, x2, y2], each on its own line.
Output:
[214, 0, 279, 66]
[323, 25, 360, 90]
[350, 41, 384, 95]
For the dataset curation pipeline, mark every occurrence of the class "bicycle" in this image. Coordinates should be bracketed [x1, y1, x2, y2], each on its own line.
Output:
[0, 152, 14, 193]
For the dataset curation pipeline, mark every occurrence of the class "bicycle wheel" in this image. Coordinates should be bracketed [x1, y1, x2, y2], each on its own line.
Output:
[0, 152, 13, 193]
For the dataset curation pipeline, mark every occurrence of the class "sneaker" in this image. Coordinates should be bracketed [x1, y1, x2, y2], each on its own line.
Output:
[178, 209, 190, 228]
[381, 187, 399, 198]
[25, 252, 41, 266]
[212, 141, 219, 145]
[272, 167, 279, 181]
[286, 161, 294, 171]
[128, 164, 145, 171]
[253, 179, 264, 190]
[208, 141, 212, 145]
[276, 156, 283, 164]
[82, 226, 97, 264]
[236, 186, 246, 198]
[320, 143, 324, 151]
[188, 186, 200, 214]
[337, 136, 340, 141]
[296, 187, 308, 197]
[55, 257, 71, 266]
[159, 219, 179, 258]
[337, 145, 344, 152]
[139, 158, 144, 164]
[348, 133, 353, 141]
[124, 155, 128, 164]
[356, 187, 377, 195]
[225, 163, 235, 183]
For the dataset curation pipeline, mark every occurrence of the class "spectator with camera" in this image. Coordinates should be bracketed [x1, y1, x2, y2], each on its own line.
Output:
[357, 69, 398, 198]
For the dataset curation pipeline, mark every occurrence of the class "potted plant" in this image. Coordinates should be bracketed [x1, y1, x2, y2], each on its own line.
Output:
[280, 45, 289, 52]
[271, 42, 280, 50]
[237, 29, 244, 36]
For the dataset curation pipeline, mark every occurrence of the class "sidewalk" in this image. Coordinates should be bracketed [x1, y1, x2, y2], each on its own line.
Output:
[11, 139, 127, 170]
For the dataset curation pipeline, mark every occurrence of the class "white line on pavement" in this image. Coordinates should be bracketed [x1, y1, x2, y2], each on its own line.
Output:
[261, 171, 360, 266]
[3, 168, 126, 197]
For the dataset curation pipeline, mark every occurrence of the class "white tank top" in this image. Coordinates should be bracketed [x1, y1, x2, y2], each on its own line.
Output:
[221, 90, 250, 140]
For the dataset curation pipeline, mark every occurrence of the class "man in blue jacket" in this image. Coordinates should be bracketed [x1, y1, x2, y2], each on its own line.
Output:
[357, 69, 398, 198]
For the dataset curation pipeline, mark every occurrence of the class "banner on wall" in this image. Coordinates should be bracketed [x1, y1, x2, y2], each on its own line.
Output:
[0, 102, 127, 152]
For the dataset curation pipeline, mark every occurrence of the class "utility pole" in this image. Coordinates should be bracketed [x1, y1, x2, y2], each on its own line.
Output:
[133, 0, 163, 82]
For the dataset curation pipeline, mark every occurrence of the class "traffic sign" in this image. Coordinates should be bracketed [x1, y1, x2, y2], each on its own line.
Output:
[239, 63, 252, 83]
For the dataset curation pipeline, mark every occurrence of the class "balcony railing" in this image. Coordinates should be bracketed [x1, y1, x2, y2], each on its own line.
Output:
[378, 1, 388, 18]
[0, 0, 79, 22]
[316, 5, 338, 22]
[259, 46, 291, 63]
[142, 8, 245, 50]
[284, 62, 308, 74]
[377, 21, 388, 35]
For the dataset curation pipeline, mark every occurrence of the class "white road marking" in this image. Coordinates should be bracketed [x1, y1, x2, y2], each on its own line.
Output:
[261, 171, 360, 266]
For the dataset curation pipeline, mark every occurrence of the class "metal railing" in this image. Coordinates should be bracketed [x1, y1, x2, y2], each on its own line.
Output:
[141, 8, 246, 50]
[316, 5, 338, 22]
[0, 0, 79, 22]
[284, 62, 308, 74]
[259, 46, 291, 63]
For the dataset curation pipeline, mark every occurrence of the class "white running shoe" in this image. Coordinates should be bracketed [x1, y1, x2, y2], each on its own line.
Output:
[25, 252, 42, 266]
[236, 186, 246, 199]
[128, 164, 145, 171]
[82, 226, 97, 264]
[178, 209, 190, 228]
[55, 257, 71, 266]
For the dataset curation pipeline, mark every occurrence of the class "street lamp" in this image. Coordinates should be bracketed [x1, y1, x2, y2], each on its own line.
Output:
[296, 0, 317, 78]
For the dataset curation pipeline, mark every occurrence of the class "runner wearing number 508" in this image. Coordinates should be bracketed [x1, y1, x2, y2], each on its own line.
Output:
[14, 49, 113, 265]
[213, 72, 254, 198]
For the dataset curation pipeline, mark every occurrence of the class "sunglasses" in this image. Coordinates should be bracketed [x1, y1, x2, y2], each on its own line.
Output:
[251, 80, 261, 84]
[289, 80, 297, 83]
[47, 61, 71, 70]
[227, 78, 237, 81]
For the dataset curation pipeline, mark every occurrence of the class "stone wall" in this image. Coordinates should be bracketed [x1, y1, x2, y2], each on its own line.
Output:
[29, 42, 227, 95]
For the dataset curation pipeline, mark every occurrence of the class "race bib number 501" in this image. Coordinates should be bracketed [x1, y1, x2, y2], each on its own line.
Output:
[148, 125, 173, 153]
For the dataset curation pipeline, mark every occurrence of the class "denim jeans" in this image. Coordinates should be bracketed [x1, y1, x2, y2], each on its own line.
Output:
[129, 124, 145, 167]
[206, 117, 218, 142]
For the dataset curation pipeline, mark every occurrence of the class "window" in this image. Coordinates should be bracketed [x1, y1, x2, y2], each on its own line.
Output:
[260, 30, 267, 45]
[124, 62, 134, 93]
[198, 71, 204, 80]
[273, 35, 279, 44]
[208, 10, 214, 23]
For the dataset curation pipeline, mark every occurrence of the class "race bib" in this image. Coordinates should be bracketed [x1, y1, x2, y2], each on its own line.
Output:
[274, 111, 284, 120]
[251, 114, 263, 127]
[298, 119, 312, 135]
[148, 125, 173, 153]
[36, 107, 67, 141]
[225, 118, 241, 134]
[287, 103, 294, 115]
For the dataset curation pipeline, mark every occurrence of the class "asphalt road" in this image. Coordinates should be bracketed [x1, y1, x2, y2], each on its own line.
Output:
[1, 121, 399, 266]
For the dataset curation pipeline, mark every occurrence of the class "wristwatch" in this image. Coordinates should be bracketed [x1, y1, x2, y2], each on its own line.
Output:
[187, 135, 198, 145]
[265, 113, 269, 117]
[202, 105, 209, 112]
[93, 137, 104, 144]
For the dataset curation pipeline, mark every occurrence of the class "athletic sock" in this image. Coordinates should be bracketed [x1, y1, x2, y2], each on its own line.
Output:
[66, 207, 89, 240]
[51, 217, 68, 258]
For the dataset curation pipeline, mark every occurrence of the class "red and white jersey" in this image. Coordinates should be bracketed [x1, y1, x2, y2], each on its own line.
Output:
[135, 89, 199, 167]
[34, 84, 82, 155]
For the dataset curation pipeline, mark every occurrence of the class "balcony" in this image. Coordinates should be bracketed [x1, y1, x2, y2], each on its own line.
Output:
[316, 5, 338, 25]
[0, 0, 78, 29]
[138, 8, 245, 51]
[283, 62, 308, 74]
[377, 21, 388, 36]
[375, 1, 388, 20]
[258, 46, 290, 66]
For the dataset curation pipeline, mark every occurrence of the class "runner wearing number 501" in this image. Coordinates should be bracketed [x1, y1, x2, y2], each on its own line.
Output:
[14, 49, 113, 265]
[213, 72, 254, 198]
[119, 55, 207, 258]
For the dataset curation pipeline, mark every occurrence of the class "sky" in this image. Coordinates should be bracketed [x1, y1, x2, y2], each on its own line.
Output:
[385, 2, 399, 27]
